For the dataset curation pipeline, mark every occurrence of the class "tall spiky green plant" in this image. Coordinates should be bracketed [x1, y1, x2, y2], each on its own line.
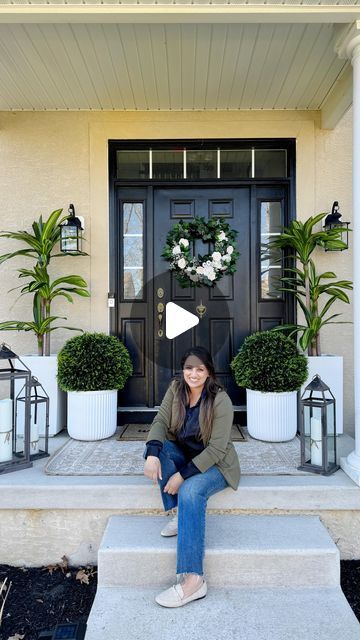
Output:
[0, 209, 90, 356]
[265, 212, 352, 356]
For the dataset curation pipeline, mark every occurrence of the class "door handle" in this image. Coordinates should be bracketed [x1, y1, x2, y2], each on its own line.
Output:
[157, 302, 164, 337]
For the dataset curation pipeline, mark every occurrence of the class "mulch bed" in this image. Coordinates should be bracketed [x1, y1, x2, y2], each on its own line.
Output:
[340, 560, 360, 621]
[0, 562, 97, 640]
[0, 560, 359, 638]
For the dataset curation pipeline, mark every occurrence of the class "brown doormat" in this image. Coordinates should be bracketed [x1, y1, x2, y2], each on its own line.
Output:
[117, 423, 246, 441]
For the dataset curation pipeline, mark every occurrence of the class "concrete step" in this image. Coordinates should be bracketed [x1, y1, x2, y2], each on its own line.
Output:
[98, 514, 340, 588]
[85, 585, 360, 640]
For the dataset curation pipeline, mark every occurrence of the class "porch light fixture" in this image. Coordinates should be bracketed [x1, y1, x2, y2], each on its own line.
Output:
[0, 344, 32, 475]
[60, 204, 83, 253]
[323, 201, 350, 250]
[298, 375, 339, 475]
[15, 376, 49, 461]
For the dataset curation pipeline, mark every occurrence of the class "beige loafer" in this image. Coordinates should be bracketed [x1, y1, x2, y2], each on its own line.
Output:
[160, 514, 178, 537]
[155, 580, 207, 608]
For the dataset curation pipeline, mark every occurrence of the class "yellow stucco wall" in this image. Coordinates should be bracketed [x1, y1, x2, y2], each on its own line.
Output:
[0, 109, 354, 433]
[314, 107, 353, 437]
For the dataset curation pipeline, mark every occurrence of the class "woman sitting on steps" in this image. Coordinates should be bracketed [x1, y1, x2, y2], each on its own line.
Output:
[143, 346, 241, 608]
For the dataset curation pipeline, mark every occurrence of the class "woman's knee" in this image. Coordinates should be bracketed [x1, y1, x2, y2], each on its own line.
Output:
[178, 479, 205, 506]
[159, 440, 173, 458]
[160, 440, 181, 458]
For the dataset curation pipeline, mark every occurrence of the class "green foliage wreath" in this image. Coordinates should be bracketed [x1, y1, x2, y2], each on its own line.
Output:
[161, 217, 239, 288]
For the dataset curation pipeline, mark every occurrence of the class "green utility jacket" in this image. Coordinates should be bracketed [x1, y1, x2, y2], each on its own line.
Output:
[146, 381, 240, 490]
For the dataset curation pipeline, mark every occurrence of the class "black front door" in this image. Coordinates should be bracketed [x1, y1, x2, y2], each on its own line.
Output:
[153, 187, 250, 406]
[116, 184, 290, 409]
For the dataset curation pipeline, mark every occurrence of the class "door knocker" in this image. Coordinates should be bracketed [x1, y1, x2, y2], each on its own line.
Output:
[196, 300, 207, 319]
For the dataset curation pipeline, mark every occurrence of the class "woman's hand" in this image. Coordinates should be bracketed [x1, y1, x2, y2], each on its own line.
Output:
[144, 455, 162, 483]
[163, 472, 184, 495]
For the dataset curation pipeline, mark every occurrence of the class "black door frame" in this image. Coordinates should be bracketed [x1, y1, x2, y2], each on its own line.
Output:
[109, 139, 296, 419]
[109, 138, 296, 338]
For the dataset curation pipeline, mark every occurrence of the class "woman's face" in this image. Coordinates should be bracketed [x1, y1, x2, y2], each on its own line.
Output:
[183, 355, 209, 392]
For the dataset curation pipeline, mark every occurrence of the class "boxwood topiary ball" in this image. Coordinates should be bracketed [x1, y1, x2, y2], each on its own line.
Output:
[230, 331, 308, 393]
[57, 332, 133, 392]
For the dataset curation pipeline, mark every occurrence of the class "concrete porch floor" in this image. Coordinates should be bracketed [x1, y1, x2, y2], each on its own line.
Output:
[0, 430, 360, 566]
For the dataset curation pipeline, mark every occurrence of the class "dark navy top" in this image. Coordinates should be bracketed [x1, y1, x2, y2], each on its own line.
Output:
[145, 388, 206, 479]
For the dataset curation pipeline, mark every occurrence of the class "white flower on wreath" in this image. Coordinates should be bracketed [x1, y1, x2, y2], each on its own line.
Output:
[179, 238, 189, 248]
[203, 264, 216, 276]
[178, 257, 187, 270]
[172, 245, 181, 255]
[206, 270, 216, 281]
[227, 246, 234, 255]
[196, 266, 205, 275]
[212, 251, 222, 262]
[222, 254, 231, 263]
[218, 231, 227, 242]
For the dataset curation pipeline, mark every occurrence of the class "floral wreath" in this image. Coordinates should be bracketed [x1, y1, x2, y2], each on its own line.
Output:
[161, 217, 239, 288]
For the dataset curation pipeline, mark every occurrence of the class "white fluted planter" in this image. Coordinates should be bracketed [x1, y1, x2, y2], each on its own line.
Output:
[67, 389, 118, 441]
[246, 388, 298, 442]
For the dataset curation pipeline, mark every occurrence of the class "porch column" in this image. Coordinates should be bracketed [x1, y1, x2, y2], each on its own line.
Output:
[337, 22, 360, 485]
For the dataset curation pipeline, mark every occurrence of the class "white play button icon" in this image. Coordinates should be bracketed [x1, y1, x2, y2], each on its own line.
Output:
[165, 302, 199, 339]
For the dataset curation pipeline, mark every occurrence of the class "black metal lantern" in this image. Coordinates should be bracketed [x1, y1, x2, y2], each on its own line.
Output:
[299, 375, 339, 475]
[323, 201, 350, 251]
[60, 204, 83, 253]
[0, 344, 32, 474]
[15, 376, 50, 460]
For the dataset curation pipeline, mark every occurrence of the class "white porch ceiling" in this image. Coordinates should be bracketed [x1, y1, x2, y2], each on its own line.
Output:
[0, 22, 349, 111]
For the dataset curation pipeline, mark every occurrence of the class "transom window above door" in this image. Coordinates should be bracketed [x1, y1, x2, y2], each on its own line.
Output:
[116, 147, 288, 180]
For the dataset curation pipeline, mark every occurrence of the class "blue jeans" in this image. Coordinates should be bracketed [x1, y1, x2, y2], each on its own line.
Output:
[158, 440, 229, 576]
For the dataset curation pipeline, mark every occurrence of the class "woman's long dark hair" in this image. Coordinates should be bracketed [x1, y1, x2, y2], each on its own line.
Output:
[170, 346, 224, 445]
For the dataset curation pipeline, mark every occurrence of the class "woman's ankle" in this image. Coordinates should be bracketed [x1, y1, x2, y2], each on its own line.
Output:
[179, 573, 204, 597]
[181, 573, 203, 585]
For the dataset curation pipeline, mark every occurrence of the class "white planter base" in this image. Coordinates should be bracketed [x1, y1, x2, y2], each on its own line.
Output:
[302, 356, 343, 435]
[17, 355, 66, 437]
[246, 388, 298, 442]
[67, 389, 118, 441]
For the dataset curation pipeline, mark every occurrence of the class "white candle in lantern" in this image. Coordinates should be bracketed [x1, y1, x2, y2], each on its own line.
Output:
[0, 399, 13, 463]
[310, 416, 323, 466]
[0, 430, 12, 463]
[30, 409, 39, 456]
[0, 398, 12, 430]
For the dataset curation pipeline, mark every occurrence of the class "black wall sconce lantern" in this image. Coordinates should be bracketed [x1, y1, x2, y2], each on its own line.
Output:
[60, 204, 83, 254]
[323, 201, 350, 251]
[15, 376, 50, 461]
[299, 374, 339, 475]
[0, 344, 32, 474]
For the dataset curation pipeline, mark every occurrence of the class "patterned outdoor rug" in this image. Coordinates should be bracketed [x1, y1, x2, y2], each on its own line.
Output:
[45, 427, 313, 476]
